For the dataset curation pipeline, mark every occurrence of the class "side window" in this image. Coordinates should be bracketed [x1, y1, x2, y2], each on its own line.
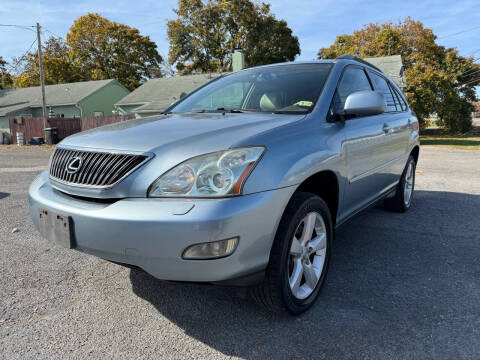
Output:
[368, 71, 397, 112]
[332, 67, 372, 113]
[391, 85, 407, 111]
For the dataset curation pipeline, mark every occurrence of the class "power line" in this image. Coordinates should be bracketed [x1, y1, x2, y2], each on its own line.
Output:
[459, 69, 480, 81]
[0, 23, 35, 32]
[438, 25, 480, 40]
[468, 48, 480, 56]
[7, 38, 37, 74]
[456, 57, 480, 78]
[0, 24, 35, 34]
[461, 77, 480, 87]
[459, 67, 479, 78]
[463, 69, 480, 78]
[44, 29, 64, 40]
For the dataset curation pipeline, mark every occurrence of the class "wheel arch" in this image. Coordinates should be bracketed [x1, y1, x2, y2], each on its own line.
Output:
[294, 170, 340, 225]
[410, 145, 420, 164]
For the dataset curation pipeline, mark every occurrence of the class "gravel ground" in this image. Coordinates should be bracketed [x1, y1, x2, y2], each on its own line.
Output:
[1, 146, 479, 359]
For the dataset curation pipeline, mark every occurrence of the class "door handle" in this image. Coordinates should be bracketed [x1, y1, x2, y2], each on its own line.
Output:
[382, 123, 391, 134]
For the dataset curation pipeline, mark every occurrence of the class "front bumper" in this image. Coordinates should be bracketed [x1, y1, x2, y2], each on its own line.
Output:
[29, 171, 294, 283]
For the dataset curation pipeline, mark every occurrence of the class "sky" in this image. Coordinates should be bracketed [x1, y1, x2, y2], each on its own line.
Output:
[1, 0, 479, 90]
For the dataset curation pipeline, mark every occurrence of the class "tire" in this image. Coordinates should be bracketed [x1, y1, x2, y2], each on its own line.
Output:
[250, 192, 333, 315]
[384, 155, 416, 213]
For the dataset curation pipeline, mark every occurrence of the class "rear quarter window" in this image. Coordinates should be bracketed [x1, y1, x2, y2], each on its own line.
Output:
[390, 84, 408, 111]
[368, 71, 397, 112]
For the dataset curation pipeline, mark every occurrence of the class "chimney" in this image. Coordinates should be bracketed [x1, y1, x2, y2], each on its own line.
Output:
[232, 48, 245, 72]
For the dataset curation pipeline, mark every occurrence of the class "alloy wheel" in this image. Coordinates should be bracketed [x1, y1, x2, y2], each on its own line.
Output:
[288, 212, 327, 299]
[404, 161, 414, 206]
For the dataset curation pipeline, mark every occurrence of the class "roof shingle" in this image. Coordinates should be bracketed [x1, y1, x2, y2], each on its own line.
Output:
[363, 55, 406, 88]
[0, 79, 118, 116]
[115, 74, 225, 112]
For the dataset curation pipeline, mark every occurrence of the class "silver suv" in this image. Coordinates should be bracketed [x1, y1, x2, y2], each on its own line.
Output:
[29, 55, 419, 314]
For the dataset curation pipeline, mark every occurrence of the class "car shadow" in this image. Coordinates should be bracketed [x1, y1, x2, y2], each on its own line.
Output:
[129, 190, 480, 359]
[0, 192, 10, 199]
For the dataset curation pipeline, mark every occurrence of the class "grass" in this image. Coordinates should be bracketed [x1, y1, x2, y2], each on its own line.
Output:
[420, 135, 480, 150]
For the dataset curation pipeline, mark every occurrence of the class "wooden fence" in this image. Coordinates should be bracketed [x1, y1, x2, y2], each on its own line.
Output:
[9, 115, 135, 144]
[81, 114, 135, 131]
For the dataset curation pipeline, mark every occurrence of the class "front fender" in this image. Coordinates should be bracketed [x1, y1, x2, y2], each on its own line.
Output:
[241, 119, 346, 194]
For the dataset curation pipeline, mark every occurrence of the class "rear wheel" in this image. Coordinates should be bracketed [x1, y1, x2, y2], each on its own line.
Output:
[250, 192, 332, 315]
[385, 155, 416, 212]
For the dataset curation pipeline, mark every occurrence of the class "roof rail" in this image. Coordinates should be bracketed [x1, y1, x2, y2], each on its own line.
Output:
[336, 54, 383, 73]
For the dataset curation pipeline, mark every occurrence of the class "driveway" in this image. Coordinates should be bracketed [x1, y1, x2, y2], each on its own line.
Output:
[1, 146, 479, 359]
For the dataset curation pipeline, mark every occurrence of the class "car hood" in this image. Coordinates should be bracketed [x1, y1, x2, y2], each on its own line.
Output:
[61, 112, 305, 154]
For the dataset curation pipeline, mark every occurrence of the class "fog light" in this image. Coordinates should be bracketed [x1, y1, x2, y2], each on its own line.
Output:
[182, 237, 239, 260]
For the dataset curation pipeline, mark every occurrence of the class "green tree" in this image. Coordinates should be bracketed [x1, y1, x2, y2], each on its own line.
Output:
[13, 14, 164, 91]
[67, 13, 164, 90]
[167, 0, 300, 74]
[14, 37, 84, 88]
[0, 57, 13, 89]
[318, 18, 479, 133]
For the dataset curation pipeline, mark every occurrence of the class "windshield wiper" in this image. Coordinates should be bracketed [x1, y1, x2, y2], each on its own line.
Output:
[215, 107, 244, 113]
[192, 108, 244, 113]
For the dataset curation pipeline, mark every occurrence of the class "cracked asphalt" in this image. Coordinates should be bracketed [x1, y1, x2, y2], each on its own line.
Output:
[1, 146, 479, 359]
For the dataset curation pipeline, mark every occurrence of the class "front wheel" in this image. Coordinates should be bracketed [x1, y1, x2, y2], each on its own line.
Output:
[250, 192, 332, 315]
[385, 155, 416, 212]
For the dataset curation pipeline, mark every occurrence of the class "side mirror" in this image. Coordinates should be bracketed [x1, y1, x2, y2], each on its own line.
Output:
[343, 90, 386, 117]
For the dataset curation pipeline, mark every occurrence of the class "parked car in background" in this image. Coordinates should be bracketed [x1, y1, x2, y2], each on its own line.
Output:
[29, 55, 419, 314]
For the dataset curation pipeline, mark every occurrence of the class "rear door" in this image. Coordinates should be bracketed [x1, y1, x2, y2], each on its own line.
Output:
[367, 70, 411, 182]
[335, 66, 392, 217]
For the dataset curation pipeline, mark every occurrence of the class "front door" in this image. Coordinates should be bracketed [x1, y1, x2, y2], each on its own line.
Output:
[333, 66, 393, 217]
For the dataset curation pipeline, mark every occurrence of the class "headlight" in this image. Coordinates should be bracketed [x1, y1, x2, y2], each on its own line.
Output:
[148, 146, 265, 197]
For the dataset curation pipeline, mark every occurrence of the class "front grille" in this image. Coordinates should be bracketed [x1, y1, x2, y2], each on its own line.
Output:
[49, 148, 150, 188]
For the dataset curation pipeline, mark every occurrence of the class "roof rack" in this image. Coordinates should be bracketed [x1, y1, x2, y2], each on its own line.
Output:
[336, 54, 383, 73]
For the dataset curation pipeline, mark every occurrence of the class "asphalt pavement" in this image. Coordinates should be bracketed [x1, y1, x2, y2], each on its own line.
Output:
[0, 146, 479, 359]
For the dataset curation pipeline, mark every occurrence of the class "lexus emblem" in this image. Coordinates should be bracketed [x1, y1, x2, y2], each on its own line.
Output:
[66, 156, 84, 174]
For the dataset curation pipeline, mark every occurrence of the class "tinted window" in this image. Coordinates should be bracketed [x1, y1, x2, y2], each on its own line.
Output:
[391, 85, 407, 111]
[368, 71, 397, 112]
[332, 67, 372, 113]
[171, 64, 332, 114]
[389, 84, 402, 111]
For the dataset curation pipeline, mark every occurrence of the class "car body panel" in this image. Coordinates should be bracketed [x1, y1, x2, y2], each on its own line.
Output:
[30, 170, 296, 282]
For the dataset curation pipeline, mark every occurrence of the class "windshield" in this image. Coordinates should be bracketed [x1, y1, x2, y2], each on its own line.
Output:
[170, 63, 333, 114]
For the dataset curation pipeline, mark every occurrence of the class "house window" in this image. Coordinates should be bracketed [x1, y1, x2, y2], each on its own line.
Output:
[94, 111, 104, 117]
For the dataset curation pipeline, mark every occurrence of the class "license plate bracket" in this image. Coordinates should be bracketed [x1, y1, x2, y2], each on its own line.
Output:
[39, 209, 74, 249]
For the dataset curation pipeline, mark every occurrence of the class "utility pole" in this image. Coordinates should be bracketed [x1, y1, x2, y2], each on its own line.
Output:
[36, 22, 47, 129]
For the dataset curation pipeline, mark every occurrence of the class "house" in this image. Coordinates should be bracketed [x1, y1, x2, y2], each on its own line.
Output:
[363, 55, 406, 90]
[0, 79, 130, 136]
[115, 74, 224, 117]
[115, 49, 247, 118]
